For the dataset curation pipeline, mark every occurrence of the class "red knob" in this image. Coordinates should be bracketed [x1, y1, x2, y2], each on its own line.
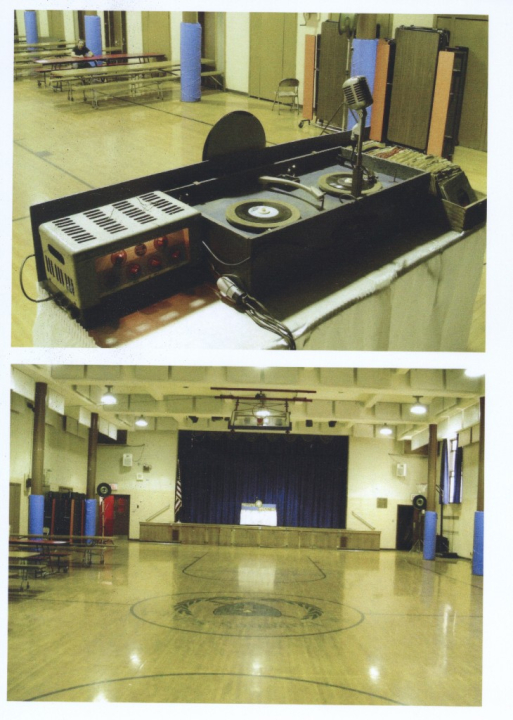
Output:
[111, 250, 127, 266]
[148, 256, 162, 270]
[127, 263, 141, 277]
[154, 236, 168, 249]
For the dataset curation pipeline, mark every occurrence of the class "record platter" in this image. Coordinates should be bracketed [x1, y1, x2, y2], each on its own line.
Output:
[29, 110, 449, 323]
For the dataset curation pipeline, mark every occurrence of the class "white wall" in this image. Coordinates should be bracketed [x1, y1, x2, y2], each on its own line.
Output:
[125, 11, 143, 54]
[10, 393, 89, 534]
[225, 12, 250, 93]
[97, 430, 179, 540]
[171, 12, 183, 64]
[347, 437, 429, 549]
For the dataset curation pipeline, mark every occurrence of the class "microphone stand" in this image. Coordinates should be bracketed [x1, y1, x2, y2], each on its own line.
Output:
[351, 107, 367, 198]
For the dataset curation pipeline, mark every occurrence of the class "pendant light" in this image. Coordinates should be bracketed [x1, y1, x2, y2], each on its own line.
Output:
[135, 415, 148, 427]
[410, 396, 427, 415]
[101, 385, 117, 405]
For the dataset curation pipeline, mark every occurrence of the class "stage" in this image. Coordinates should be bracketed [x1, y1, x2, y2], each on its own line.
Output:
[139, 522, 381, 550]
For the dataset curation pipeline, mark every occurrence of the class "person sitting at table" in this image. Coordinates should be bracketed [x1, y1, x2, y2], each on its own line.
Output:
[71, 39, 93, 57]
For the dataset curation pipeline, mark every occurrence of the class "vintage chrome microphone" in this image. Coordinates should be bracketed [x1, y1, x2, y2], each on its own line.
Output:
[342, 75, 373, 197]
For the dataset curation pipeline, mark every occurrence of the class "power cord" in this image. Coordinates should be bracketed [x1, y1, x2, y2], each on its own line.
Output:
[19, 254, 58, 303]
[217, 276, 296, 350]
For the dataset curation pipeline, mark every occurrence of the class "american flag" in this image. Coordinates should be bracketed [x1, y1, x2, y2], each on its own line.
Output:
[174, 461, 182, 518]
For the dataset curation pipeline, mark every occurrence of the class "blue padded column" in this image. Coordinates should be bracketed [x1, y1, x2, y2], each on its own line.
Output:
[85, 15, 102, 57]
[472, 511, 484, 576]
[84, 499, 97, 541]
[29, 494, 45, 536]
[423, 510, 437, 560]
[350, 39, 379, 127]
[181, 22, 202, 102]
[24, 11, 38, 44]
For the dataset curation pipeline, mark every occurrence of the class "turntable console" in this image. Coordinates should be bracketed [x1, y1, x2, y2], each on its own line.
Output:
[29, 111, 452, 327]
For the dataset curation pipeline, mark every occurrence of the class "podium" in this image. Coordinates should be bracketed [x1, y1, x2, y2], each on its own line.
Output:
[240, 503, 277, 526]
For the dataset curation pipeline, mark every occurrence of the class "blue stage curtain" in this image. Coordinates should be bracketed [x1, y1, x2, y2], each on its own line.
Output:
[452, 446, 463, 503]
[178, 432, 348, 528]
[440, 439, 450, 505]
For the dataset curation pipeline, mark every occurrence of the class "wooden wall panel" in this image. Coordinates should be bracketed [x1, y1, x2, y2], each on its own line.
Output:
[427, 51, 455, 157]
[302, 34, 316, 121]
[387, 28, 441, 150]
[439, 16, 488, 151]
[369, 39, 391, 141]
[249, 13, 297, 102]
[142, 11, 171, 60]
[316, 21, 349, 129]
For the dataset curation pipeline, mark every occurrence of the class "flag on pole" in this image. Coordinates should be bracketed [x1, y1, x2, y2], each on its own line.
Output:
[174, 461, 182, 518]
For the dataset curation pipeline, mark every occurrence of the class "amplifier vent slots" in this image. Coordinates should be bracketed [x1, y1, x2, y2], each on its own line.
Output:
[111, 200, 156, 225]
[44, 255, 75, 295]
[83, 208, 127, 235]
[139, 192, 185, 216]
[53, 216, 95, 244]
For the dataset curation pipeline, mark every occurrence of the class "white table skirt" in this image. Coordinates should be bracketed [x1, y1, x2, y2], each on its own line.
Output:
[34, 224, 485, 351]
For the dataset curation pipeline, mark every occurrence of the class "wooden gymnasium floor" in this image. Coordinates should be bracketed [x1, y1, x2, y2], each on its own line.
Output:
[8, 538, 483, 706]
[11, 76, 486, 350]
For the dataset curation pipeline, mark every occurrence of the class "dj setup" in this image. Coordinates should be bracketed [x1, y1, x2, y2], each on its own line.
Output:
[26, 76, 485, 349]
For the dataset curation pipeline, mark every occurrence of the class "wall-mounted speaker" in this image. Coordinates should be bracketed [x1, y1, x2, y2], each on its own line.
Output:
[123, 453, 133, 467]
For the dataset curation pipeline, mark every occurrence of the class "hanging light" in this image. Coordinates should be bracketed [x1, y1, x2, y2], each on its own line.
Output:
[379, 424, 393, 436]
[101, 385, 117, 405]
[253, 393, 271, 419]
[410, 396, 427, 415]
[135, 415, 148, 427]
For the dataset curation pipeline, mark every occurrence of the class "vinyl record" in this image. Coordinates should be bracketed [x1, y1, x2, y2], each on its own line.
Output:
[97, 482, 112, 498]
[318, 172, 382, 197]
[413, 494, 427, 510]
[226, 199, 301, 230]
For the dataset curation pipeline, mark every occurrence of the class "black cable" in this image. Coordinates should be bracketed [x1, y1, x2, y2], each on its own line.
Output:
[216, 275, 296, 349]
[201, 241, 252, 267]
[19, 254, 58, 303]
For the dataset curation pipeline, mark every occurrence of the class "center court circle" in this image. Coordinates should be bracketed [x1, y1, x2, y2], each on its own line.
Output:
[130, 592, 364, 637]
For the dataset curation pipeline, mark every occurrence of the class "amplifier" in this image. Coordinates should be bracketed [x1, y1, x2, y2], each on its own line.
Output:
[38, 190, 202, 317]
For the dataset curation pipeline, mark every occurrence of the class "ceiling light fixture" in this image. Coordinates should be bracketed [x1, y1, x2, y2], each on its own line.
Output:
[410, 396, 427, 415]
[135, 415, 148, 427]
[101, 385, 117, 405]
[379, 424, 393, 436]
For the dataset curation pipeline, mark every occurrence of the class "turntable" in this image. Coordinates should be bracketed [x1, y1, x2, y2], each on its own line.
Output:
[226, 199, 301, 230]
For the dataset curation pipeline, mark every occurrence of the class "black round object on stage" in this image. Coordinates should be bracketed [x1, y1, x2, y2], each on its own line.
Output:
[413, 494, 427, 510]
[226, 199, 301, 230]
[97, 482, 112, 498]
[318, 171, 382, 197]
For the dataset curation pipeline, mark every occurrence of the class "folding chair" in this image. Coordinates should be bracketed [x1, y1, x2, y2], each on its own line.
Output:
[272, 78, 299, 114]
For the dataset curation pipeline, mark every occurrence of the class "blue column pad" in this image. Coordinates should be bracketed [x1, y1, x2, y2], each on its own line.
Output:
[472, 510, 484, 576]
[29, 494, 45, 535]
[84, 499, 97, 542]
[24, 11, 38, 44]
[85, 15, 102, 57]
[181, 23, 202, 102]
[423, 510, 437, 560]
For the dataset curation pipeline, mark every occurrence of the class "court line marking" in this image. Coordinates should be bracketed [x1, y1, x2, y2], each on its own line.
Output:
[406, 556, 484, 589]
[13, 139, 96, 189]
[24, 671, 404, 705]
[180, 552, 327, 584]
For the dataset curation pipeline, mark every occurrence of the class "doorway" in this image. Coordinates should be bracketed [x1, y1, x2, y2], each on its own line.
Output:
[100, 494, 131, 537]
[396, 504, 414, 550]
